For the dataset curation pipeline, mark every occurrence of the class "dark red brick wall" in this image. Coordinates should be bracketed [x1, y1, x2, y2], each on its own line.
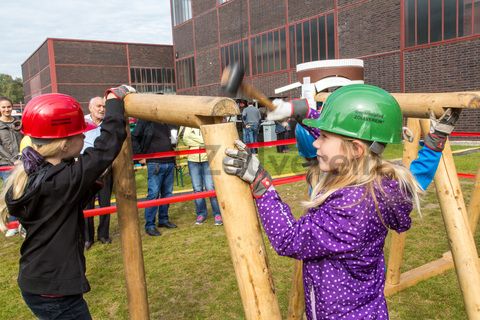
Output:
[338, 0, 401, 57]
[251, 72, 290, 98]
[197, 84, 220, 97]
[196, 49, 220, 86]
[39, 67, 51, 89]
[192, 0, 216, 17]
[56, 66, 129, 84]
[22, 41, 51, 102]
[38, 42, 50, 71]
[173, 21, 194, 58]
[53, 40, 127, 65]
[288, 0, 334, 22]
[128, 45, 173, 67]
[250, 0, 285, 34]
[337, 0, 362, 7]
[219, 1, 249, 44]
[22, 39, 173, 108]
[364, 53, 401, 92]
[195, 10, 219, 52]
[57, 84, 116, 110]
[405, 39, 480, 133]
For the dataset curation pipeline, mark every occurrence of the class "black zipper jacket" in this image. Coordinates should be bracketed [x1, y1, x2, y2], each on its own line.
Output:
[5, 99, 127, 296]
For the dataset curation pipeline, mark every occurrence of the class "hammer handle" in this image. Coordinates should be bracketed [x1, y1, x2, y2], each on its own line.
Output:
[240, 83, 276, 111]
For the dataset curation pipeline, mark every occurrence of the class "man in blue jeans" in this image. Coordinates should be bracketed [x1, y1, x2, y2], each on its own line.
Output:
[132, 120, 177, 236]
[182, 127, 222, 225]
[242, 102, 261, 154]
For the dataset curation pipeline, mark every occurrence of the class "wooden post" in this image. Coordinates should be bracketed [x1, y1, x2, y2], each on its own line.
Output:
[316, 91, 480, 118]
[420, 119, 480, 319]
[112, 123, 150, 320]
[114, 95, 239, 319]
[201, 122, 282, 320]
[468, 167, 480, 235]
[385, 118, 421, 287]
[287, 260, 305, 320]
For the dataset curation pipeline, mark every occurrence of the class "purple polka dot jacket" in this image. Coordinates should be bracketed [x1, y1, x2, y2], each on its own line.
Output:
[255, 179, 413, 319]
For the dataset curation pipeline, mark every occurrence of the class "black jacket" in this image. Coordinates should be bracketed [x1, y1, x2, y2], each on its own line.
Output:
[131, 120, 175, 163]
[6, 99, 127, 295]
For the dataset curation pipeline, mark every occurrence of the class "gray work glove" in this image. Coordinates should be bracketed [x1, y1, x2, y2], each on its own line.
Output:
[104, 84, 136, 100]
[424, 108, 462, 152]
[223, 140, 273, 198]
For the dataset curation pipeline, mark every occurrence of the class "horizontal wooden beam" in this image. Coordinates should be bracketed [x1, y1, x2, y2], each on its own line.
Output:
[316, 91, 480, 118]
[124, 94, 239, 127]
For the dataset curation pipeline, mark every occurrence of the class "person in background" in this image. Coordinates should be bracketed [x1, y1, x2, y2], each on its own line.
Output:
[131, 120, 177, 236]
[0, 96, 23, 237]
[242, 101, 261, 154]
[182, 126, 223, 226]
[82, 96, 113, 249]
[0, 86, 131, 319]
[275, 120, 289, 153]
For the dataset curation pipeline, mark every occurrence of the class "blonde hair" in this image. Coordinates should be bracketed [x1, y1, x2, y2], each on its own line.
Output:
[0, 139, 67, 231]
[303, 137, 422, 226]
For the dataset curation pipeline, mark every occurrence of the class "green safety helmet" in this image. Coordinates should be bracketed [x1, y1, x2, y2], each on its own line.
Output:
[303, 84, 403, 145]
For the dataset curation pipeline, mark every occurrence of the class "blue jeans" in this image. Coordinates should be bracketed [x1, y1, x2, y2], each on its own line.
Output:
[188, 161, 220, 218]
[243, 124, 259, 153]
[21, 291, 92, 320]
[0, 167, 11, 182]
[144, 162, 174, 230]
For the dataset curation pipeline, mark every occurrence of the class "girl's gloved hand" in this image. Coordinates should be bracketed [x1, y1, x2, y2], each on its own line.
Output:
[223, 140, 273, 198]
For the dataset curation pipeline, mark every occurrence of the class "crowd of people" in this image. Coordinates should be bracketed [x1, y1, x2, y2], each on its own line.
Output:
[0, 79, 462, 319]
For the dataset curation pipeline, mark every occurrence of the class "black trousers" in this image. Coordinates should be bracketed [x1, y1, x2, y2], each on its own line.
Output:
[84, 171, 113, 242]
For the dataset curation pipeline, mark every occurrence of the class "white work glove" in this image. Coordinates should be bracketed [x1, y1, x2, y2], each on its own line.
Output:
[267, 99, 293, 121]
[267, 99, 310, 122]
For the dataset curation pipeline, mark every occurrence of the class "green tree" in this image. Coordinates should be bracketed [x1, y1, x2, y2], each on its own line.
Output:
[0, 73, 24, 103]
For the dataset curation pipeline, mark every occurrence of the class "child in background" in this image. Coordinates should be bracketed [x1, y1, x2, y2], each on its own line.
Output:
[0, 85, 134, 319]
[223, 84, 428, 319]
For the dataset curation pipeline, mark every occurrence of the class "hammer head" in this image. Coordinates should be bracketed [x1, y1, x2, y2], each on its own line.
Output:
[220, 62, 245, 97]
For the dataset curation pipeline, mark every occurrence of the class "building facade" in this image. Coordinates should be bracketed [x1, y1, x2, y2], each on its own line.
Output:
[22, 38, 174, 111]
[171, 0, 480, 132]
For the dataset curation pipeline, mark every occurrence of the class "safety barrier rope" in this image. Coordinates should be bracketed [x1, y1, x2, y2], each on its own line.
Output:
[4, 169, 477, 228]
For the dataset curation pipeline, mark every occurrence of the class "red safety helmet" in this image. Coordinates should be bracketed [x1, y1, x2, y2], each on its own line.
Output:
[22, 93, 96, 139]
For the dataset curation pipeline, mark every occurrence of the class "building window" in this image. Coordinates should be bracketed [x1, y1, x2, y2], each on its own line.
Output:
[176, 57, 196, 89]
[250, 28, 287, 75]
[173, 0, 192, 26]
[220, 39, 250, 76]
[405, 0, 480, 47]
[130, 67, 176, 94]
[289, 13, 335, 67]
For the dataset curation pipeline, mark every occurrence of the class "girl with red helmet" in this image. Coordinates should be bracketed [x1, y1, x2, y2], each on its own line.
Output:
[0, 85, 134, 319]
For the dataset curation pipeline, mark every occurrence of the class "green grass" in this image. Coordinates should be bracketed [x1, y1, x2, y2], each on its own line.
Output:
[0, 144, 479, 319]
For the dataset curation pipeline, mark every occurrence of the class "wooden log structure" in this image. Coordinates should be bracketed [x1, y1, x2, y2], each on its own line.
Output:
[286, 91, 480, 318]
[201, 123, 282, 319]
[112, 94, 282, 319]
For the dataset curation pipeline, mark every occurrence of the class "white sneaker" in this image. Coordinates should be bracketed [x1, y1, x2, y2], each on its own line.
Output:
[18, 225, 27, 238]
[5, 228, 18, 237]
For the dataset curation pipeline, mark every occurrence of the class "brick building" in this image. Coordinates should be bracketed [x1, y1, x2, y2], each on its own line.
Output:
[171, 0, 480, 132]
[22, 38, 174, 111]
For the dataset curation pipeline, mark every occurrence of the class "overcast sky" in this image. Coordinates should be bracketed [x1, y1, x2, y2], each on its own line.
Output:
[1, 0, 173, 79]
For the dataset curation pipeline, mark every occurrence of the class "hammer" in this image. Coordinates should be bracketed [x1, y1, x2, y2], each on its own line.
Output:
[220, 62, 276, 111]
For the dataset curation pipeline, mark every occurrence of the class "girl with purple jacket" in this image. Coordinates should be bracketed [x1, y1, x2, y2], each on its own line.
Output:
[223, 84, 422, 319]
